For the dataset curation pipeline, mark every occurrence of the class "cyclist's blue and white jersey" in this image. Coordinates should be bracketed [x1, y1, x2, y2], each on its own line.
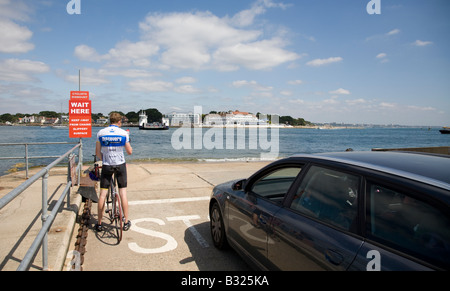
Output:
[97, 125, 129, 166]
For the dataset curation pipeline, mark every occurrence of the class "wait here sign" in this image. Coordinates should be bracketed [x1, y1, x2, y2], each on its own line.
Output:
[69, 91, 92, 138]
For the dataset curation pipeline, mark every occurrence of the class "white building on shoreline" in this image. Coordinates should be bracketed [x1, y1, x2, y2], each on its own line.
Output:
[203, 110, 268, 126]
[165, 112, 201, 127]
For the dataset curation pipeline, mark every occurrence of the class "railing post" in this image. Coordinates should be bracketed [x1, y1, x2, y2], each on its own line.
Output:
[41, 171, 49, 271]
[67, 155, 70, 207]
[78, 139, 83, 186]
[25, 144, 29, 179]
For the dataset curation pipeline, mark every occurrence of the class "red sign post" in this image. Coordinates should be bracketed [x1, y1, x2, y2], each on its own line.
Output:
[69, 91, 92, 138]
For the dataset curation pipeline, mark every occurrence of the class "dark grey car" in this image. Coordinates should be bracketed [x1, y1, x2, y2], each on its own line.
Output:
[209, 151, 450, 270]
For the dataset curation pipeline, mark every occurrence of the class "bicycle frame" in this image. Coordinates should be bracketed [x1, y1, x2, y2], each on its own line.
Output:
[106, 171, 123, 243]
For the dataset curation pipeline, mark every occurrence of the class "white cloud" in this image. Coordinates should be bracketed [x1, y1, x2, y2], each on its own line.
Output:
[306, 57, 343, 67]
[174, 85, 202, 94]
[280, 90, 293, 96]
[288, 99, 305, 105]
[329, 88, 350, 95]
[0, 59, 49, 82]
[232, 80, 273, 91]
[0, 0, 35, 53]
[345, 99, 367, 106]
[69, 0, 300, 94]
[176, 77, 197, 84]
[376, 53, 389, 63]
[0, 83, 55, 114]
[0, 0, 32, 22]
[74, 45, 103, 62]
[75, 41, 159, 67]
[64, 68, 110, 86]
[288, 80, 303, 85]
[232, 80, 255, 87]
[0, 1, 53, 86]
[380, 102, 395, 108]
[105, 41, 159, 68]
[386, 29, 400, 36]
[111, 3, 298, 72]
[128, 79, 174, 92]
[407, 105, 436, 111]
[230, 0, 290, 27]
[214, 38, 299, 71]
[323, 98, 339, 104]
[413, 40, 433, 47]
[366, 28, 400, 42]
[0, 17, 34, 53]
[138, 11, 261, 70]
[100, 68, 160, 79]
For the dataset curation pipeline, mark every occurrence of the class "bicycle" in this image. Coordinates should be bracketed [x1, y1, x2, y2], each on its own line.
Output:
[91, 155, 124, 244]
[105, 165, 124, 243]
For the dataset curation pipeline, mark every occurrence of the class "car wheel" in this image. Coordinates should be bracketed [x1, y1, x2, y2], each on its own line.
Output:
[210, 202, 228, 249]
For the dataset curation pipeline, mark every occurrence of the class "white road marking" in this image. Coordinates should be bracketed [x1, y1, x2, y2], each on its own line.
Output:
[167, 216, 210, 248]
[126, 197, 212, 254]
[129, 196, 210, 206]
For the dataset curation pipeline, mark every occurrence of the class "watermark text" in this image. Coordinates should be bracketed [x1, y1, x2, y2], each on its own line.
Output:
[171, 106, 280, 160]
[366, 0, 381, 15]
[67, 0, 81, 15]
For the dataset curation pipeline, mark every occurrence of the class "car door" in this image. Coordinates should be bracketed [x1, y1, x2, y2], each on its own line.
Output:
[349, 181, 450, 270]
[269, 165, 364, 270]
[227, 165, 303, 270]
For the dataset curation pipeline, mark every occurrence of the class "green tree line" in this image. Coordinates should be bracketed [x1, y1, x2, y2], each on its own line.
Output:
[2, 108, 313, 126]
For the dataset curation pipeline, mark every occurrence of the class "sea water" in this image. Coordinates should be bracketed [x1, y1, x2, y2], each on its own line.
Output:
[0, 126, 448, 176]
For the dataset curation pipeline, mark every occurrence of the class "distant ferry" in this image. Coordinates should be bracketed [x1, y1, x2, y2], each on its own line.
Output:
[138, 110, 169, 131]
[139, 122, 169, 130]
[439, 126, 450, 134]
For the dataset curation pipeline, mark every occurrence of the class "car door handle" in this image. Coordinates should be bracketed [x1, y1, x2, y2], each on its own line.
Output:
[325, 249, 344, 265]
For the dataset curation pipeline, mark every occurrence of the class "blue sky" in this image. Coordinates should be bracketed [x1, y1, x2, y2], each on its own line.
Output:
[0, 0, 449, 126]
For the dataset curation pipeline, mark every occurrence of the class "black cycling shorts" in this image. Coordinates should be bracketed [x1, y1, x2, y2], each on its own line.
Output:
[100, 163, 128, 189]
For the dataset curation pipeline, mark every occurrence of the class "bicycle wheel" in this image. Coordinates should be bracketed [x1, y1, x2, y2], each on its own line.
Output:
[105, 188, 114, 221]
[114, 192, 123, 243]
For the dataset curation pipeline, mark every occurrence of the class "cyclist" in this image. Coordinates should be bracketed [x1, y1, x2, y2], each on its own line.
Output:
[95, 112, 133, 232]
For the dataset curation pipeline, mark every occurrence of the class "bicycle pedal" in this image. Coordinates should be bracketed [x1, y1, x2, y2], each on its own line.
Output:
[105, 209, 111, 213]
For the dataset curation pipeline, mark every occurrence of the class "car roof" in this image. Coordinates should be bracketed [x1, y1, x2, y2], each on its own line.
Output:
[289, 151, 450, 192]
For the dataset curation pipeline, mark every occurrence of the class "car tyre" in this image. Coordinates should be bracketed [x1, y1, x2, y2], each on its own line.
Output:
[210, 202, 228, 250]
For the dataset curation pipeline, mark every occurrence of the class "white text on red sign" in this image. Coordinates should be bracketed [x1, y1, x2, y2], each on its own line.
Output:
[70, 101, 91, 115]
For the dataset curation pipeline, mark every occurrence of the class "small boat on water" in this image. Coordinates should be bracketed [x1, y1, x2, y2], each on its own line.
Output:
[138, 110, 169, 130]
[139, 122, 169, 130]
[439, 127, 450, 134]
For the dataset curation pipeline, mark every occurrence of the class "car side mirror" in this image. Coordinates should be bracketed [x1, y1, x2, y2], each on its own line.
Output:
[232, 179, 246, 191]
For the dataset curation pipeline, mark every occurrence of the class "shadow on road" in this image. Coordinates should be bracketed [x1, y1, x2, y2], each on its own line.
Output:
[182, 221, 251, 271]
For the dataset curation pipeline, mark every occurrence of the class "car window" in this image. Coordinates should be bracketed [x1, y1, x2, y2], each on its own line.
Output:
[290, 166, 360, 231]
[367, 183, 450, 269]
[251, 166, 302, 203]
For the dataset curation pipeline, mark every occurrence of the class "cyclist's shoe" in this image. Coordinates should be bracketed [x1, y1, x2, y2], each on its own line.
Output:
[123, 220, 131, 231]
[95, 223, 103, 232]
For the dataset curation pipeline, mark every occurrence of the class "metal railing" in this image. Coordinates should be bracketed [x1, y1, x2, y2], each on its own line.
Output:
[0, 140, 83, 271]
[0, 142, 80, 179]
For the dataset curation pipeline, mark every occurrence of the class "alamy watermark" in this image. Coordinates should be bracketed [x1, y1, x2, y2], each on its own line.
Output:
[366, 0, 381, 15]
[366, 250, 381, 271]
[170, 106, 280, 160]
[67, 0, 81, 15]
